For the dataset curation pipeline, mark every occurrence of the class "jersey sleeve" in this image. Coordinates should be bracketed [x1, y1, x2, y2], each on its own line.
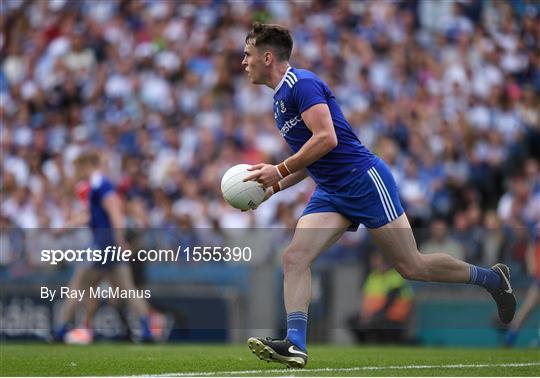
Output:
[291, 79, 327, 115]
[97, 179, 115, 200]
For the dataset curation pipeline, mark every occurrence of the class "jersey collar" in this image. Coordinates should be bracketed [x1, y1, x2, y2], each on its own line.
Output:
[90, 171, 104, 188]
[274, 66, 292, 94]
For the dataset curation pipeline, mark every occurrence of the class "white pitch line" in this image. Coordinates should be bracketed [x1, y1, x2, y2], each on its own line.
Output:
[134, 362, 540, 377]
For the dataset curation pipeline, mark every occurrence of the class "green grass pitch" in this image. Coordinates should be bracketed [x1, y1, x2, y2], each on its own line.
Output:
[1, 343, 539, 376]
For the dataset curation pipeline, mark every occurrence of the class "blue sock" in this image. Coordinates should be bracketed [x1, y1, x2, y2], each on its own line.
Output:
[286, 311, 308, 351]
[468, 265, 501, 292]
[54, 323, 69, 341]
[505, 330, 518, 346]
[140, 316, 152, 340]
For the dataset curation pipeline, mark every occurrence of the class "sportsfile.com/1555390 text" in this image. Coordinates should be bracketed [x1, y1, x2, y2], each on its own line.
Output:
[40, 246, 252, 265]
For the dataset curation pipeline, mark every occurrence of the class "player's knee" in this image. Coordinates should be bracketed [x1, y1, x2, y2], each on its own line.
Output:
[282, 246, 310, 273]
[394, 255, 427, 281]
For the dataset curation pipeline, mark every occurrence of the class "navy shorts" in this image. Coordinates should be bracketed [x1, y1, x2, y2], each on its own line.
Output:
[302, 158, 404, 230]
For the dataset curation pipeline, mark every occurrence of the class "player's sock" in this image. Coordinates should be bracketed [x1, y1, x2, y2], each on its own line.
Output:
[505, 330, 518, 346]
[140, 316, 153, 340]
[54, 323, 69, 341]
[468, 264, 501, 292]
[286, 311, 308, 351]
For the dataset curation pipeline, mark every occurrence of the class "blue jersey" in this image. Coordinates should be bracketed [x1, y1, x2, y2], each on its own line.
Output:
[89, 172, 115, 247]
[273, 67, 377, 192]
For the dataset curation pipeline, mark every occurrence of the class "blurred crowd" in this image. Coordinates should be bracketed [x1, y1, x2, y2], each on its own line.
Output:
[1, 0, 540, 275]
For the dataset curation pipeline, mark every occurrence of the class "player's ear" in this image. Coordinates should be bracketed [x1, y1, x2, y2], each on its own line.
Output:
[264, 51, 272, 66]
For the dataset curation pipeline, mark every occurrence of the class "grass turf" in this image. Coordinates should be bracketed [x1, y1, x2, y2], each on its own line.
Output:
[1, 343, 539, 376]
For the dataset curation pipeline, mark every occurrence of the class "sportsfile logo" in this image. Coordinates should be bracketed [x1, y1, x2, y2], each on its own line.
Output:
[279, 115, 302, 137]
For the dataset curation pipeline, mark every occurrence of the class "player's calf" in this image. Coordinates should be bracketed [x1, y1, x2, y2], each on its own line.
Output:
[392, 254, 429, 281]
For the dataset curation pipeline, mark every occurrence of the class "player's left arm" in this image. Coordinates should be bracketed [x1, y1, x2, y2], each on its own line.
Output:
[246, 103, 336, 187]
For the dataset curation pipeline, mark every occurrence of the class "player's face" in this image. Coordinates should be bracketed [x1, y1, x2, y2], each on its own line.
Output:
[73, 162, 92, 181]
[242, 43, 266, 85]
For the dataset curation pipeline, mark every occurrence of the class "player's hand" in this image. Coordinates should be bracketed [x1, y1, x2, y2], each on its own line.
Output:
[244, 163, 281, 188]
[240, 186, 273, 212]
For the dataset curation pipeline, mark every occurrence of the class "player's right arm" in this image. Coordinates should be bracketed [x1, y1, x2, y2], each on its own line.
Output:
[245, 78, 336, 188]
[246, 102, 335, 189]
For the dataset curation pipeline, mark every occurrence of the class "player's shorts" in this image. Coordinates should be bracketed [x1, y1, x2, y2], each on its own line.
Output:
[302, 158, 404, 230]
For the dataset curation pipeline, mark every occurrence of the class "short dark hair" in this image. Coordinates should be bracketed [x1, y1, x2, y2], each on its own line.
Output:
[74, 149, 101, 168]
[245, 22, 293, 62]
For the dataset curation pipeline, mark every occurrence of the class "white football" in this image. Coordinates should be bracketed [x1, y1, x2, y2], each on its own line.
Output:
[221, 164, 265, 210]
